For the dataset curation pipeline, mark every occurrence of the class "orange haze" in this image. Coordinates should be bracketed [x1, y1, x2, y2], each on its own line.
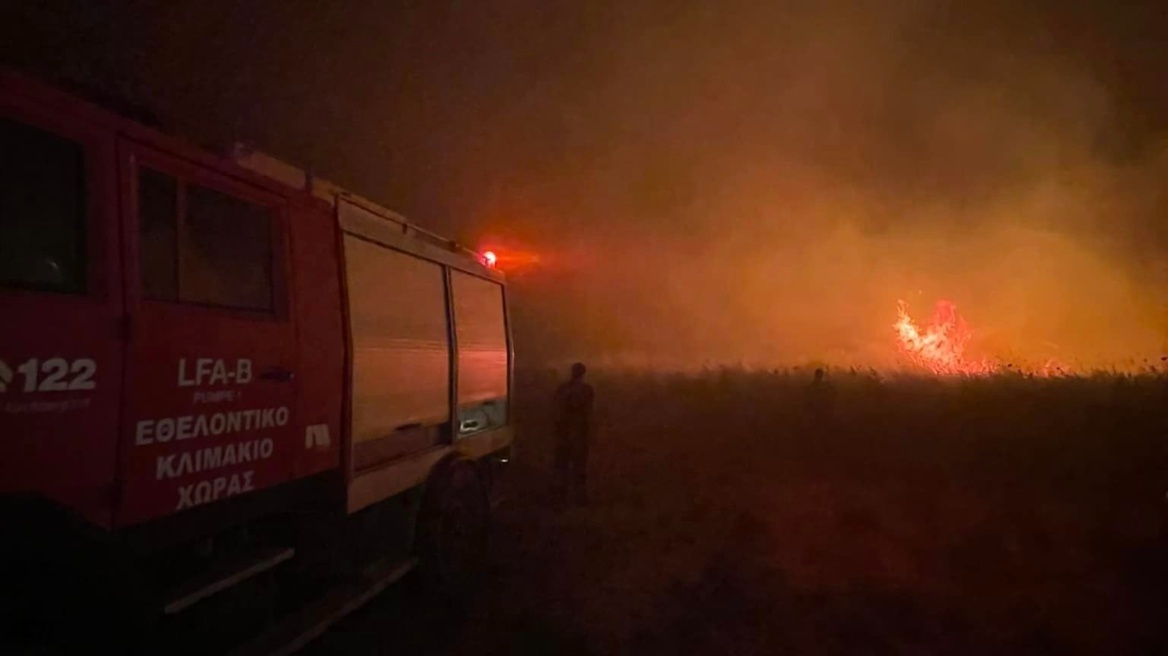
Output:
[10, 2, 1167, 373]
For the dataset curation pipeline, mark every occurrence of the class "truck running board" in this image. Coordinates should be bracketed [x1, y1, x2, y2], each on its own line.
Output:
[229, 556, 419, 656]
[165, 547, 296, 614]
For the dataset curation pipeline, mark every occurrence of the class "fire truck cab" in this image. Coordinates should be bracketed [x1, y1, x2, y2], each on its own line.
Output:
[0, 72, 512, 652]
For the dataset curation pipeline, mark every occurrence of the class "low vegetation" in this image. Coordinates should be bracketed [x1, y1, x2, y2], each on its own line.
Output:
[316, 367, 1168, 654]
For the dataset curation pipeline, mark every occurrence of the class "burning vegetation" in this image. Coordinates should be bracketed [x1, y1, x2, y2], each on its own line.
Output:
[894, 300, 991, 376]
[893, 300, 1089, 377]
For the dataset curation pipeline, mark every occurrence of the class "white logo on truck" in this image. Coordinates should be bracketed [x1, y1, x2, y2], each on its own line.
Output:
[305, 424, 331, 449]
[0, 358, 95, 393]
[178, 358, 253, 387]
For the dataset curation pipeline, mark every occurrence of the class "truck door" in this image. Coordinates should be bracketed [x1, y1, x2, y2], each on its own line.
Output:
[117, 143, 299, 526]
[0, 86, 122, 528]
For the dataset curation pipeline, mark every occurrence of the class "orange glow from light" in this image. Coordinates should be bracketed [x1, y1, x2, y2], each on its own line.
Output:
[475, 246, 543, 272]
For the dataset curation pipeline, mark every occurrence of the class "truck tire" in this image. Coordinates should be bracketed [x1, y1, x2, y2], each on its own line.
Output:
[414, 458, 490, 602]
[0, 495, 154, 654]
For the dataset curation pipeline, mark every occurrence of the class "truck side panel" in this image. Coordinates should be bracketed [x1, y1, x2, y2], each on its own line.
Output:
[334, 199, 514, 514]
[450, 272, 509, 436]
[289, 201, 345, 478]
[343, 232, 452, 479]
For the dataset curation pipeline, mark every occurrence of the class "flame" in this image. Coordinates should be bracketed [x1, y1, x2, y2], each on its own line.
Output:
[894, 300, 994, 375]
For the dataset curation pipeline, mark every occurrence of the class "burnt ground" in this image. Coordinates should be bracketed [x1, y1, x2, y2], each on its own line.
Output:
[305, 369, 1168, 655]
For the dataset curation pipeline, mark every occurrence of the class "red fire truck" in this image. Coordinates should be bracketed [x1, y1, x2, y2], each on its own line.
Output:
[0, 71, 513, 653]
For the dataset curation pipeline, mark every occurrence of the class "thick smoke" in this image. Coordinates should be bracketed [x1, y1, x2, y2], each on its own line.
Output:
[499, 1, 1168, 370]
[6, 1, 1167, 370]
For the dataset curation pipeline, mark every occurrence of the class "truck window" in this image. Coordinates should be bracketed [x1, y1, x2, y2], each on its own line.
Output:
[0, 117, 86, 294]
[344, 235, 451, 445]
[183, 184, 274, 311]
[451, 271, 508, 434]
[137, 168, 277, 312]
[139, 167, 178, 300]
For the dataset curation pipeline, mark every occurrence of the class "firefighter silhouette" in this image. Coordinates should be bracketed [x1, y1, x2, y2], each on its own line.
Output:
[805, 367, 836, 434]
[553, 362, 594, 505]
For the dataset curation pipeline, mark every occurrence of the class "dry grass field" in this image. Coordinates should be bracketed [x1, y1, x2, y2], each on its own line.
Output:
[311, 367, 1168, 654]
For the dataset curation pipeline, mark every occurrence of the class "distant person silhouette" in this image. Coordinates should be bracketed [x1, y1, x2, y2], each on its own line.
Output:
[805, 368, 836, 434]
[553, 362, 594, 506]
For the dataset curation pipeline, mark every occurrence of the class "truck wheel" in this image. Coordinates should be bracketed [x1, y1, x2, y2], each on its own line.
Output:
[0, 495, 154, 654]
[415, 458, 490, 601]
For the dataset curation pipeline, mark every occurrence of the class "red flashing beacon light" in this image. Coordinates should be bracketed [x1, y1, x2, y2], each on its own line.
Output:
[482, 250, 498, 268]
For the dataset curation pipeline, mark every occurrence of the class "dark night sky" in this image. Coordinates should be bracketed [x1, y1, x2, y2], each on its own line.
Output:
[5, 1, 1168, 368]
